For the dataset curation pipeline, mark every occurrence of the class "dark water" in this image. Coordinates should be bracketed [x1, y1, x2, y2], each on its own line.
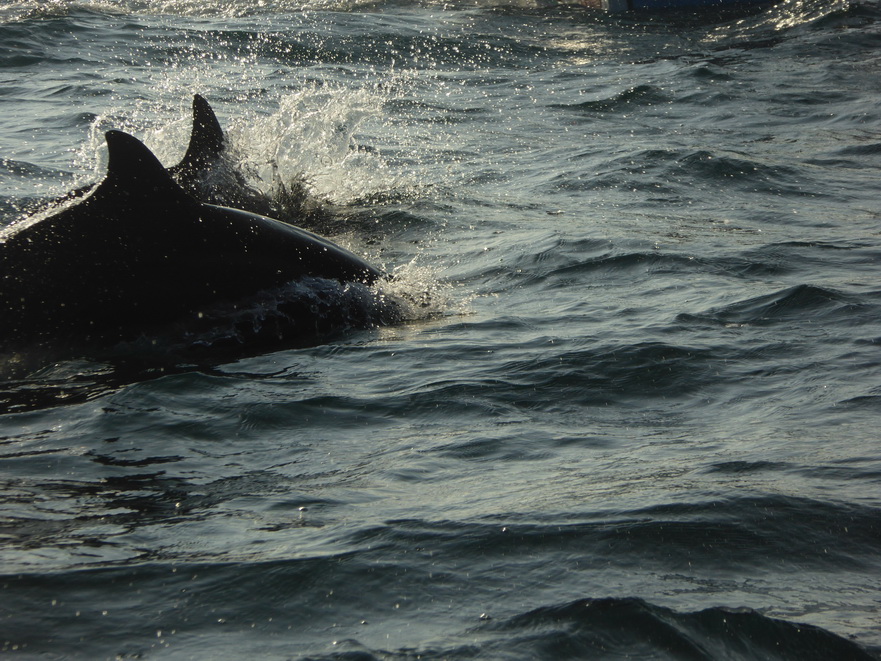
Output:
[2, 0, 881, 658]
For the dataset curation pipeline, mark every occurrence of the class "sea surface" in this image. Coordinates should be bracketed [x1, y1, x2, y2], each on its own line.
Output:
[1, 0, 881, 658]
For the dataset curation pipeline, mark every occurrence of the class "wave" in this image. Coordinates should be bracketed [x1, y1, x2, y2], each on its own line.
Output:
[549, 84, 671, 113]
[553, 146, 815, 200]
[504, 240, 868, 288]
[702, 0, 867, 44]
[466, 597, 878, 661]
[5, 577, 876, 660]
[3, 496, 879, 656]
[0, 0, 573, 22]
[2, 0, 869, 29]
[350, 491, 881, 571]
[678, 283, 872, 327]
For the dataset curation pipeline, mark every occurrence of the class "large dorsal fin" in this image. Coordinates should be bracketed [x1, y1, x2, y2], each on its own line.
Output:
[175, 94, 225, 172]
[92, 129, 193, 206]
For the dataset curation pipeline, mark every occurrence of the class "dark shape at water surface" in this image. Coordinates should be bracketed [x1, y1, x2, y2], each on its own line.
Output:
[0, 130, 387, 358]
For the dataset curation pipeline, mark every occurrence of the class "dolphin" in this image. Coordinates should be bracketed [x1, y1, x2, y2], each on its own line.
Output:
[50, 94, 324, 226]
[172, 95, 335, 228]
[0, 130, 383, 349]
[166, 94, 286, 219]
[165, 93, 227, 194]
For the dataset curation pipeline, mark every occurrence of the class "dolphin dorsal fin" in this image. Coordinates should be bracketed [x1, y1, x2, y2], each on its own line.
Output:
[94, 129, 193, 206]
[177, 94, 225, 171]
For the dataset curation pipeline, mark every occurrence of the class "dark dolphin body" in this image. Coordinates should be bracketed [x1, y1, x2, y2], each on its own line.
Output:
[0, 130, 383, 350]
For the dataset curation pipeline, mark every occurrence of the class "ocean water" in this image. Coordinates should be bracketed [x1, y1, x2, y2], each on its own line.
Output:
[1, 0, 881, 658]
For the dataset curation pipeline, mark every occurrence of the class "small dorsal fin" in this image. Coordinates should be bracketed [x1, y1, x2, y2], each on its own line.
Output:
[94, 129, 191, 204]
[176, 94, 225, 172]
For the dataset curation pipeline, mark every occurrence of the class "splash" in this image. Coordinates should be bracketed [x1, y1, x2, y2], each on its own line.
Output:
[382, 257, 470, 321]
[224, 85, 405, 206]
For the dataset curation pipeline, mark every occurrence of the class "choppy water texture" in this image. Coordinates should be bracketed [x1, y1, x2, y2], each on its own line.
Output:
[2, 0, 881, 658]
